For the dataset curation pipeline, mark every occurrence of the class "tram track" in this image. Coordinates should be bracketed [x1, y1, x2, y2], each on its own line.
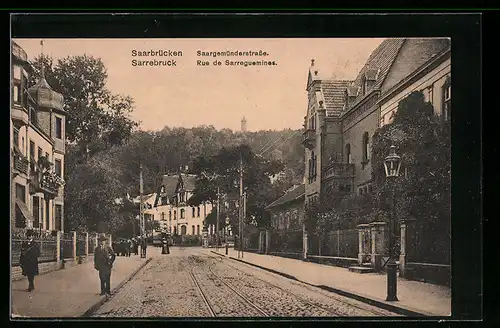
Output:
[207, 254, 397, 317]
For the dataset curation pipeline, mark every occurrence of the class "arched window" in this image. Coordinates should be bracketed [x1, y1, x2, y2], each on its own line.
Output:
[197, 225, 200, 235]
[345, 144, 352, 164]
[192, 207, 195, 217]
[197, 206, 200, 217]
[181, 225, 187, 235]
[192, 225, 195, 235]
[180, 209, 185, 218]
[362, 132, 370, 163]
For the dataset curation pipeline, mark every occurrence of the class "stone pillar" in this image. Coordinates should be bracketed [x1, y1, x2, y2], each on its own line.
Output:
[85, 232, 89, 256]
[399, 219, 416, 278]
[108, 234, 112, 248]
[94, 234, 98, 250]
[357, 224, 371, 264]
[258, 230, 264, 253]
[370, 222, 387, 271]
[265, 229, 271, 255]
[56, 231, 62, 269]
[302, 223, 308, 260]
[72, 231, 77, 261]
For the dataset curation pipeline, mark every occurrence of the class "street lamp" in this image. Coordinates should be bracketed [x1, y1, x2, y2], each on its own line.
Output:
[383, 145, 402, 302]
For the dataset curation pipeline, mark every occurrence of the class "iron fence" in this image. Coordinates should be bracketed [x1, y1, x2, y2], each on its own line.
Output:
[11, 233, 58, 266]
[60, 232, 74, 259]
[76, 237, 86, 257]
[308, 229, 358, 258]
[269, 229, 303, 254]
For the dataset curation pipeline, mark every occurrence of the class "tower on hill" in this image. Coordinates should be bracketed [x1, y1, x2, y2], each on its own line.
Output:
[241, 116, 247, 132]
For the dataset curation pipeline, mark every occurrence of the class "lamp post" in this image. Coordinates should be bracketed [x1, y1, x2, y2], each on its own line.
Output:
[383, 145, 402, 302]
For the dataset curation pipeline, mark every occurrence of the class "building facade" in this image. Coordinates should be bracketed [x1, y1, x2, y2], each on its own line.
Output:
[153, 173, 214, 236]
[11, 41, 66, 232]
[303, 38, 451, 206]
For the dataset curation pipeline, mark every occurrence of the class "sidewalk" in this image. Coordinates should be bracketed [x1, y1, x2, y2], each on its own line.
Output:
[11, 255, 151, 318]
[211, 248, 451, 317]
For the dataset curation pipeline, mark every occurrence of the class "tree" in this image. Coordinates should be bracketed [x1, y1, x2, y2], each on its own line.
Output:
[29, 54, 138, 157]
[189, 144, 284, 232]
[371, 91, 451, 261]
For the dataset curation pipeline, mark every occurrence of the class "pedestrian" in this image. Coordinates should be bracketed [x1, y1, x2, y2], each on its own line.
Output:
[141, 237, 147, 257]
[127, 239, 132, 257]
[94, 235, 116, 296]
[19, 229, 40, 292]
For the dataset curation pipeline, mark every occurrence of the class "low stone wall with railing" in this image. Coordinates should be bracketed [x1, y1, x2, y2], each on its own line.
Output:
[11, 229, 112, 281]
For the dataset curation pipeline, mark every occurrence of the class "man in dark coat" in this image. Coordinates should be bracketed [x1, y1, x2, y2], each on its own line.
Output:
[19, 229, 40, 292]
[94, 235, 116, 295]
[141, 236, 147, 257]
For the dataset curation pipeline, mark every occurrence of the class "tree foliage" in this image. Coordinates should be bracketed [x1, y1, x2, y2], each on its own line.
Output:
[371, 91, 451, 229]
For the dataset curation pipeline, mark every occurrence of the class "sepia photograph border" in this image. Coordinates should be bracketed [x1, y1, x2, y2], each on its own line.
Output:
[8, 12, 482, 324]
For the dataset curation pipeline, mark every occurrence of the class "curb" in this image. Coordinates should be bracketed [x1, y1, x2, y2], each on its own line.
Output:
[211, 250, 429, 317]
[81, 257, 152, 317]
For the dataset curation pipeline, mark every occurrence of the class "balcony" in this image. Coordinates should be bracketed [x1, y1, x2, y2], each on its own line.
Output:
[29, 170, 64, 197]
[12, 152, 29, 175]
[323, 162, 355, 180]
[11, 106, 29, 126]
[302, 129, 316, 150]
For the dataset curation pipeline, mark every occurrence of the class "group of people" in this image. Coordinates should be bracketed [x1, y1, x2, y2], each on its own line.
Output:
[19, 230, 147, 296]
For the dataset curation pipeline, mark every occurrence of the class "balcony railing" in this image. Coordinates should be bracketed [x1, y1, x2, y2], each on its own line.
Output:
[323, 162, 355, 179]
[30, 170, 64, 196]
[12, 152, 29, 175]
[302, 129, 316, 149]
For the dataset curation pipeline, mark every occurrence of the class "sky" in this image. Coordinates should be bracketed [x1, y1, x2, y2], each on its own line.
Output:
[14, 38, 384, 132]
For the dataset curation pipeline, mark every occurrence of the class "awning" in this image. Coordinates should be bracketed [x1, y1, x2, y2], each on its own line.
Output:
[15, 199, 34, 223]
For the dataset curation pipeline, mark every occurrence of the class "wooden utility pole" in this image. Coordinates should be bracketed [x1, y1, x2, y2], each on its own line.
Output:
[216, 186, 220, 251]
[239, 153, 243, 259]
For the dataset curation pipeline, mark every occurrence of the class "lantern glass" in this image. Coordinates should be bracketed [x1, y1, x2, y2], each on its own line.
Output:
[384, 145, 402, 178]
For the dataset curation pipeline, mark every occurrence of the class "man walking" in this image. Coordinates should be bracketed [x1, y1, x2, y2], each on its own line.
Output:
[141, 236, 147, 257]
[94, 235, 116, 296]
[19, 229, 40, 292]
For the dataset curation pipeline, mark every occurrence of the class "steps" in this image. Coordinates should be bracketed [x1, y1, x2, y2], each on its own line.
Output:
[348, 262, 375, 274]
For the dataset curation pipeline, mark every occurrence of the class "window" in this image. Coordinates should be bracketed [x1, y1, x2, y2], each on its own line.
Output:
[197, 225, 200, 235]
[345, 144, 352, 164]
[13, 129, 19, 150]
[443, 81, 451, 121]
[180, 209, 185, 219]
[361, 76, 367, 95]
[13, 65, 22, 80]
[54, 204, 62, 231]
[181, 225, 187, 235]
[309, 112, 316, 130]
[55, 117, 62, 139]
[29, 107, 37, 125]
[21, 74, 28, 108]
[192, 225, 195, 235]
[38, 147, 43, 161]
[13, 86, 20, 102]
[428, 86, 434, 104]
[368, 184, 373, 194]
[29, 140, 35, 162]
[362, 132, 370, 164]
[21, 137, 25, 151]
[169, 211, 172, 219]
[359, 187, 364, 195]
[192, 207, 195, 217]
[32, 196, 40, 228]
[174, 210, 177, 220]
[174, 226, 177, 235]
[16, 183, 26, 202]
[197, 206, 200, 217]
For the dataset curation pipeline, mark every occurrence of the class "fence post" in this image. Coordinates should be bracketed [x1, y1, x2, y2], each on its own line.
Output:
[85, 232, 89, 256]
[369, 222, 387, 271]
[265, 229, 271, 255]
[399, 219, 415, 278]
[108, 234, 112, 248]
[72, 231, 77, 262]
[56, 231, 62, 269]
[302, 224, 308, 260]
[357, 224, 370, 265]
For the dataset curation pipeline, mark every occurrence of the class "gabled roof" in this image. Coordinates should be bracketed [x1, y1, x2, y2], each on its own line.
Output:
[265, 184, 305, 210]
[347, 38, 405, 107]
[321, 80, 353, 117]
[179, 173, 196, 191]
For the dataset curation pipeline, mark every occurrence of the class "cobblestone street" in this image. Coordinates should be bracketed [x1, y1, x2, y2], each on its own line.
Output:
[91, 248, 400, 317]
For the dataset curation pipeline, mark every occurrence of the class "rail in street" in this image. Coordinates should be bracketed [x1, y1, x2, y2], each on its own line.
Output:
[90, 248, 401, 317]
